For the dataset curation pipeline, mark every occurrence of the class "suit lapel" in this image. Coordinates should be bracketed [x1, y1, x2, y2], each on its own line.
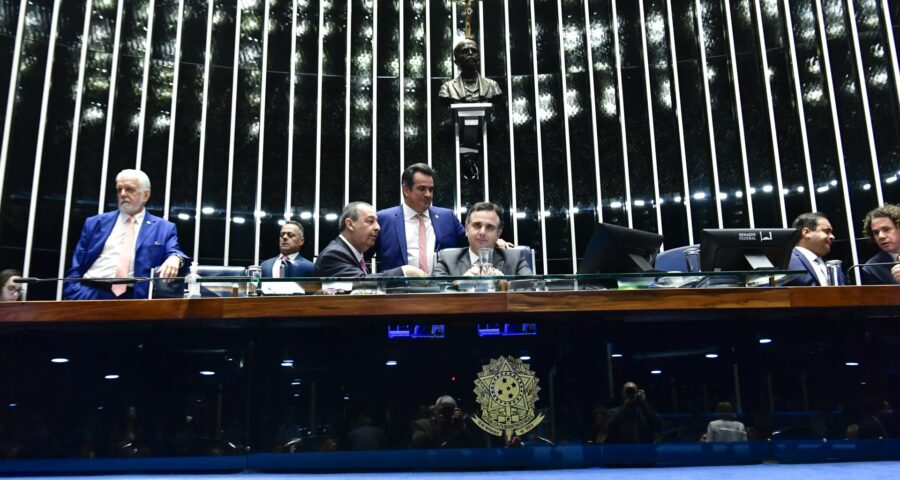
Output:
[456, 249, 471, 274]
[429, 207, 443, 250]
[392, 208, 408, 261]
[795, 252, 821, 286]
[135, 212, 157, 250]
[493, 248, 506, 272]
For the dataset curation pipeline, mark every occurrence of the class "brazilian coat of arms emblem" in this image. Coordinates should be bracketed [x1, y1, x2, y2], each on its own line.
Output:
[472, 356, 545, 440]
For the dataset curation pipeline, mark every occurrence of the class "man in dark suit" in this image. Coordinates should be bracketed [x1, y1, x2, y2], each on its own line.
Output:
[64, 169, 189, 300]
[315, 202, 426, 278]
[261, 221, 314, 278]
[785, 212, 844, 286]
[860, 204, 900, 285]
[433, 202, 532, 277]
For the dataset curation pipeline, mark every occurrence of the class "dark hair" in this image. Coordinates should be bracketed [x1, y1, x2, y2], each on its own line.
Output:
[466, 202, 504, 230]
[0, 269, 22, 300]
[282, 220, 304, 235]
[792, 212, 828, 232]
[714, 401, 737, 419]
[339, 202, 373, 232]
[862, 204, 900, 240]
[401, 163, 435, 190]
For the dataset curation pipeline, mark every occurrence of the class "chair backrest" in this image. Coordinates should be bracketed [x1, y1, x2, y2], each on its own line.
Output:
[196, 265, 247, 277]
[654, 245, 699, 272]
[510, 246, 534, 269]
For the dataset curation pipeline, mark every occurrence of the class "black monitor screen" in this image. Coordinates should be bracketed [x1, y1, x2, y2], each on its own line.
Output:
[699, 228, 799, 271]
[578, 223, 665, 274]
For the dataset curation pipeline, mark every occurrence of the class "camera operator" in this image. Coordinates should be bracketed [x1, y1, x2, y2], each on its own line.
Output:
[606, 381, 662, 444]
[411, 395, 477, 449]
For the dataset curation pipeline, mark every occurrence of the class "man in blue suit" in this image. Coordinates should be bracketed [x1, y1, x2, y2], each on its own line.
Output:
[64, 169, 189, 300]
[785, 212, 845, 286]
[370, 163, 509, 273]
[260, 221, 314, 278]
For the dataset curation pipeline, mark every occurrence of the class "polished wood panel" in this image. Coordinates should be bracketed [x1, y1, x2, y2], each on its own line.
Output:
[506, 288, 792, 313]
[0, 286, 896, 324]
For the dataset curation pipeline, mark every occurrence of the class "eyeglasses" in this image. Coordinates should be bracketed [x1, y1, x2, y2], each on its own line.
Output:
[5, 286, 23, 295]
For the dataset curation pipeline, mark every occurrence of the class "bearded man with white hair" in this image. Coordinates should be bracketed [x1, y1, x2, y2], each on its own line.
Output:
[64, 169, 189, 300]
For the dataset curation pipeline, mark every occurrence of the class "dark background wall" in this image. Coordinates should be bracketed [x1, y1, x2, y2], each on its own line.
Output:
[1, 0, 899, 298]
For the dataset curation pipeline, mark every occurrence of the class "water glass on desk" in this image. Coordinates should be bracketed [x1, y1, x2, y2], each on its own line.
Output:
[478, 248, 493, 276]
[684, 247, 701, 273]
[246, 265, 262, 296]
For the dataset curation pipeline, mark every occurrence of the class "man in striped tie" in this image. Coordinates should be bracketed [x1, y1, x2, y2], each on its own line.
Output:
[261, 221, 314, 278]
[64, 169, 188, 300]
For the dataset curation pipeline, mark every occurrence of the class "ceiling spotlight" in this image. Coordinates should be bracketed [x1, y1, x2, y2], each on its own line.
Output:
[759, 338, 772, 344]
[845, 362, 859, 367]
[651, 370, 662, 375]
[519, 355, 531, 361]
[385, 360, 398, 366]
[51, 357, 69, 364]
[705, 354, 719, 359]
[199, 370, 215, 376]
[104, 374, 120, 380]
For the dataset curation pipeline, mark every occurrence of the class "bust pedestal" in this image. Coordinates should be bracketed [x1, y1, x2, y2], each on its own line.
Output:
[451, 102, 492, 184]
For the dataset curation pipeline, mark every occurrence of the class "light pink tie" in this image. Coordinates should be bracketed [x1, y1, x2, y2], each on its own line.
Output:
[417, 214, 428, 272]
[113, 216, 136, 296]
[275, 254, 290, 278]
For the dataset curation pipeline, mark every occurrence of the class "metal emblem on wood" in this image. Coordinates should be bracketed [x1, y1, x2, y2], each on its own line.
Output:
[472, 356, 544, 440]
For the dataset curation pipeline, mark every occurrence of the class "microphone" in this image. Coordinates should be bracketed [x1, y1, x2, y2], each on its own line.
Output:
[846, 261, 898, 283]
[10, 277, 155, 285]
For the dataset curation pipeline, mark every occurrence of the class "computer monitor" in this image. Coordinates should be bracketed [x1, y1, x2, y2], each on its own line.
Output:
[699, 228, 799, 271]
[578, 223, 665, 274]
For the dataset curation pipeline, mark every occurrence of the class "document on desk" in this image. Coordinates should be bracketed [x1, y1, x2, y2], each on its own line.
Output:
[261, 282, 306, 295]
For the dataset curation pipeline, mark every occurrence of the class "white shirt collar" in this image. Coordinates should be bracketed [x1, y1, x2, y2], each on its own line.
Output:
[338, 234, 364, 261]
[280, 251, 299, 261]
[118, 209, 146, 225]
[402, 202, 427, 221]
[795, 246, 822, 265]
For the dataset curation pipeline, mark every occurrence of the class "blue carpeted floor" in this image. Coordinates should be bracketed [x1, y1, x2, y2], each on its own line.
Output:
[5, 462, 900, 479]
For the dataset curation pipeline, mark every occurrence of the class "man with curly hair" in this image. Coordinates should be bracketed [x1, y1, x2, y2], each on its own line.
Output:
[860, 204, 900, 284]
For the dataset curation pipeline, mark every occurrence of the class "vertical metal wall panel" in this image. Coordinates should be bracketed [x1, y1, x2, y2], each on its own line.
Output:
[57, 0, 95, 299]
[813, 0, 861, 268]
[612, 0, 633, 229]
[223, 0, 242, 264]
[97, 0, 125, 213]
[134, 0, 156, 170]
[192, 0, 216, 262]
[845, 0, 884, 205]
[784, 0, 820, 213]
[695, 0, 724, 229]
[663, 0, 694, 246]
[638, 0, 663, 242]
[528, 0, 548, 274]
[22, 0, 62, 284]
[0, 0, 27, 212]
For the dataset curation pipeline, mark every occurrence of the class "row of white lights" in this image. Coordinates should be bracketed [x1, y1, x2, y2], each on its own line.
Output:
[173, 170, 900, 223]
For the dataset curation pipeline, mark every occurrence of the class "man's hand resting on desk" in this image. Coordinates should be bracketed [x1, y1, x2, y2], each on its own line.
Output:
[157, 255, 183, 279]
[496, 238, 512, 249]
[463, 265, 503, 277]
[401, 265, 426, 277]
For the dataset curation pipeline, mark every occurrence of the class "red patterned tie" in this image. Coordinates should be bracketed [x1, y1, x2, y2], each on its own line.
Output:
[417, 214, 428, 273]
[112, 216, 135, 297]
[358, 257, 368, 274]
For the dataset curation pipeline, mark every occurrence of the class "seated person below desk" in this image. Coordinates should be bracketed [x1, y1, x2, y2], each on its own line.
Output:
[785, 212, 844, 286]
[314, 202, 426, 278]
[432, 201, 532, 277]
[64, 169, 188, 300]
[261, 221, 314, 278]
[860, 204, 900, 285]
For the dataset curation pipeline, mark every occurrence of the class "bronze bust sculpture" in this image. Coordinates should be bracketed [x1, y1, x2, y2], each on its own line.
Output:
[439, 39, 502, 103]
